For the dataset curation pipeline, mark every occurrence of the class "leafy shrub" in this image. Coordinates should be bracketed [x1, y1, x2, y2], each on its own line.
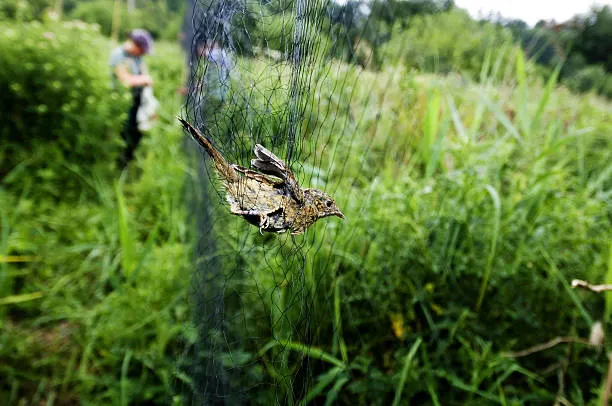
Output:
[69, 0, 182, 40]
[68, 0, 115, 36]
[379, 10, 515, 80]
[159, 10, 183, 42]
[248, 11, 332, 60]
[565, 65, 612, 98]
[0, 41, 189, 405]
[0, 20, 129, 196]
[0, 0, 52, 22]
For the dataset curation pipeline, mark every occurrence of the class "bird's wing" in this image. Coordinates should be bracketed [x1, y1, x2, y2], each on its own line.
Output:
[228, 165, 286, 215]
[251, 144, 304, 203]
[233, 164, 281, 186]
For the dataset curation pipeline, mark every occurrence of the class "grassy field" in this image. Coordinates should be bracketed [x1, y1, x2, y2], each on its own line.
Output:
[1, 36, 612, 405]
[1, 41, 192, 404]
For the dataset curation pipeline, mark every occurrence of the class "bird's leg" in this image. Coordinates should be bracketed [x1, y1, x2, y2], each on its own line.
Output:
[259, 214, 269, 235]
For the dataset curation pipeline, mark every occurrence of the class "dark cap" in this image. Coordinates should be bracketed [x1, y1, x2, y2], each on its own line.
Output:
[130, 29, 154, 54]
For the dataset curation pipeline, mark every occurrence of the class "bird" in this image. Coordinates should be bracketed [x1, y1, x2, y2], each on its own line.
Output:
[178, 117, 344, 235]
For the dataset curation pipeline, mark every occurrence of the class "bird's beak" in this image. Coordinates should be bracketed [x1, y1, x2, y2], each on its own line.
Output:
[335, 210, 345, 219]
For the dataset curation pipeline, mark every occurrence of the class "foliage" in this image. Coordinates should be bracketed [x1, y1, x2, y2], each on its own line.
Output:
[1, 5, 612, 406]
[379, 10, 516, 79]
[0, 20, 129, 197]
[570, 5, 612, 73]
[0, 40, 189, 404]
[196, 54, 611, 404]
[499, 5, 612, 99]
[68, 0, 116, 37]
[0, 0, 52, 21]
[565, 65, 612, 98]
[505, 21, 563, 68]
[369, 0, 454, 27]
[69, 0, 183, 40]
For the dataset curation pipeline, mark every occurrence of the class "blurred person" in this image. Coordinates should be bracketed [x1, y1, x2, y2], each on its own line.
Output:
[201, 39, 232, 102]
[194, 39, 233, 125]
[109, 29, 154, 167]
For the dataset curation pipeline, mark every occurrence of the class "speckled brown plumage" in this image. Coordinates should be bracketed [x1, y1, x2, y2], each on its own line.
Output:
[179, 117, 344, 235]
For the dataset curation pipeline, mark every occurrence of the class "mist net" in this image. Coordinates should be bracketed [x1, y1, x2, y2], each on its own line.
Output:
[178, 0, 437, 403]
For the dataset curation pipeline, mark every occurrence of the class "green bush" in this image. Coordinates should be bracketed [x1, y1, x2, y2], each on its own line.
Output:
[69, 0, 182, 40]
[0, 40, 189, 405]
[380, 10, 516, 80]
[184, 57, 612, 404]
[68, 0, 115, 36]
[0, 0, 52, 22]
[565, 64, 612, 98]
[249, 11, 332, 60]
[0, 20, 129, 196]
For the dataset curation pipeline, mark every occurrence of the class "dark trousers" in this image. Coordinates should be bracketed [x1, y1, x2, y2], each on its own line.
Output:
[119, 88, 143, 168]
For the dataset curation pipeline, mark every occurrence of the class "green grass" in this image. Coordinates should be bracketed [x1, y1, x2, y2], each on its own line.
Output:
[206, 49, 611, 404]
[1, 34, 611, 406]
[0, 40, 192, 404]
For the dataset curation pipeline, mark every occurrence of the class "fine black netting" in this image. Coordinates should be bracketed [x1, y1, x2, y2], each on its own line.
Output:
[178, 0, 441, 404]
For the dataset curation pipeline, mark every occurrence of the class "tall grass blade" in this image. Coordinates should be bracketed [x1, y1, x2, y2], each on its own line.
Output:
[540, 247, 593, 325]
[45, 391, 56, 406]
[446, 95, 468, 144]
[531, 63, 562, 135]
[585, 163, 612, 197]
[302, 367, 344, 404]
[469, 102, 485, 143]
[437, 371, 503, 403]
[605, 240, 612, 321]
[515, 48, 528, 137]
[115, 179, 136, 277]
[425, 113, 450, 178]
[120, 349, 133, 406]
[334, 277, 349, 364]
[498, 387, 507, 406]
[392, 337, 423, 406]
[258, 340, 346, 369]
[490, 42, 510, 85]
[476, 185, 501, 311]
[61, 349, 79, 394]
[0, 255, 40, 263]
[479, 47, 492, 85]
[0, 291, 44, 305]
[515, 48, 526, 95]
[324, 376, 350, 406]
[426, 379, 441, 406]
[0, 207, 10, 299]
[421, 89, 440, 176]
[477, 90, 522, 143]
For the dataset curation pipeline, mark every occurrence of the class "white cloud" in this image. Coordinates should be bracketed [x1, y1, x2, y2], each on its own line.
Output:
[454, 0, 612, 26]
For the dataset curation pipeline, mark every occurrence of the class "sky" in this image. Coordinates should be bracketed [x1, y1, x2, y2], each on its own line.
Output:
[454, 0, 612, 26]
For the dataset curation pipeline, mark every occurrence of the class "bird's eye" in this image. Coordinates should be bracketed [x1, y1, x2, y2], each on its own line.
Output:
[325, 200, 333, 208]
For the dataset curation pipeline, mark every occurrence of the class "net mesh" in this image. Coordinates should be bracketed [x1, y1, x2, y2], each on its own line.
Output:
[178, 0, 440, 403]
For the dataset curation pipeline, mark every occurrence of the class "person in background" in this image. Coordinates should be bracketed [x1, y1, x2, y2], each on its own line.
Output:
[109, 29, 154, 168]
[201, 39, 232, 103]
[194, 38, 233, 128]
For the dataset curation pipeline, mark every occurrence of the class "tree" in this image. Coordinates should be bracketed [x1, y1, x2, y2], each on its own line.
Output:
[573, 5, 612, 72]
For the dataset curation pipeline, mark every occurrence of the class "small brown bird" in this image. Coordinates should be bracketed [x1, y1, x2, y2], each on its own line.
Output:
[179, 117, 344, 235]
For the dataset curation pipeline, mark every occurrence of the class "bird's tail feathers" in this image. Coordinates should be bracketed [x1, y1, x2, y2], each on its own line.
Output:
[178, 116, 236, 181]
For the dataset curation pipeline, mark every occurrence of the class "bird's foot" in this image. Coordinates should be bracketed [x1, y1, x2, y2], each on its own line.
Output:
[258, 214, 270, 235]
